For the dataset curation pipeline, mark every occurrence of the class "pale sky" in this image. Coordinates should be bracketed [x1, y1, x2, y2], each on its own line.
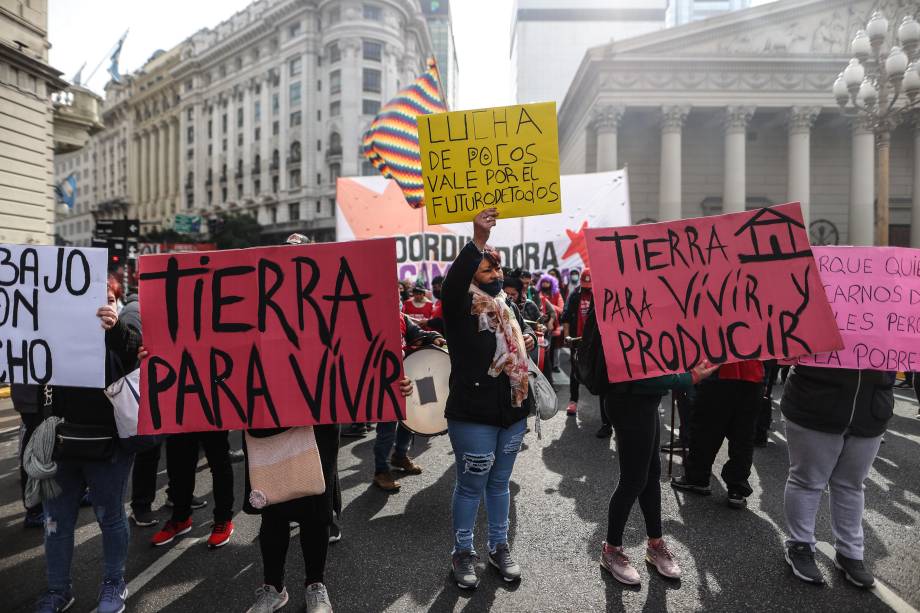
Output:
[48, 1, 775, 110]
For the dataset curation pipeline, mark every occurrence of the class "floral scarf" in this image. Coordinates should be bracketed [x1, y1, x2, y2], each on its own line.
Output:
[469, 284, 530, 407]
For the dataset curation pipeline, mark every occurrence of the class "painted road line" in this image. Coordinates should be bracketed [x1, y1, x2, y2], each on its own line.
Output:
[815, 541, 919, 613]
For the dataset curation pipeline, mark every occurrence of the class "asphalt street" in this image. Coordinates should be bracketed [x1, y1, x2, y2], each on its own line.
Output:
[1, 357, 918, 612]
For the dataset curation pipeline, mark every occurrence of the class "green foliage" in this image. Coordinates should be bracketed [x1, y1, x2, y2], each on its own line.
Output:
[212, 213, 264, 250]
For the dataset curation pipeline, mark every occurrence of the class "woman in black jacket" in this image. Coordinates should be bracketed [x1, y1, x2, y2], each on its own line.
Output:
[780, 364, 893, 589]
[440, 208, 537, 589]
[34, 288, 140, 613]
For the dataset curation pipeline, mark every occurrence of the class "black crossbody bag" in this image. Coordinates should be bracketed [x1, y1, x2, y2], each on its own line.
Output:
[45, 377, 117, 463]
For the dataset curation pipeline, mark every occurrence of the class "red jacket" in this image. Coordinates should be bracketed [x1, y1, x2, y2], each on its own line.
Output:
[717, 360, 764, 383]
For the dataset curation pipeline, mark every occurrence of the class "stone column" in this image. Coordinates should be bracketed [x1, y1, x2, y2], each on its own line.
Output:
[723, 106, 754, 214]
[787, 107, 819, 226]
[911, 117, 920, 247]
[850, 116, 875, 246]
[591, 105, 624, 172]
[212, 96, 223, 208]
[158, 124, 168, 214]
[142, 130, 151, 207]
[130, 135, 140, 206]
[659, 105, 689, 221]
[260, 76, 271, 194]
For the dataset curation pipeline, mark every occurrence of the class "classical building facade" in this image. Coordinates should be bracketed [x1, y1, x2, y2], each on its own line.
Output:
[175, 0, 437, 243]
[131, 48, 182, 228]
[1, 0, 69, 244]
[559, 0, 920, 246]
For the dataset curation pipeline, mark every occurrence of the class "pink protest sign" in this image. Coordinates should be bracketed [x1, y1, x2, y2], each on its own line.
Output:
[584, 203, 843, 382]
[799, 246, 920, 371]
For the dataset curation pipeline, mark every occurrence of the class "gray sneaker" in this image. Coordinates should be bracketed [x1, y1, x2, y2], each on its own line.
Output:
[246, 585, 288, 613]
[489, 543, 522, 582]
[784, 542, 825, 585]
[834, 553, 875, 588]
[452, 550, 480, 589]
[305, 582, 333, 613]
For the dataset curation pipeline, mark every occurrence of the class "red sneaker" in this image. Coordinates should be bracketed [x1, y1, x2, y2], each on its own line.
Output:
[151, 518, 192, 546]
[566, 402, 578, 416]
[208, 520, 234, 548]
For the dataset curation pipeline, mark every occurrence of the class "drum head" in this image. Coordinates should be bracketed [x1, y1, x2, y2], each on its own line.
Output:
[402, 346, 450, 436]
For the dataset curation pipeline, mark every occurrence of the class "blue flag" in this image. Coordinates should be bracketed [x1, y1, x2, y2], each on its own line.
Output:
[54, 173, 77, 209]
[108, 31, 128, 83]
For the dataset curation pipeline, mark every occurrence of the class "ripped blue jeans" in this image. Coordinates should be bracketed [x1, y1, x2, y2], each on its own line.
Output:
[42, 447, 133, 591]
[447, 418, 526, 554]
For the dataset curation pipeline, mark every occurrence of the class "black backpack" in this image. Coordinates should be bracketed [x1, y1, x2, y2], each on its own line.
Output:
[574, 307, 609, 396]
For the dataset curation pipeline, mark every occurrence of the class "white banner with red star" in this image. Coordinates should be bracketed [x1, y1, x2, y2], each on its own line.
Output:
[335, 170, 630, 281]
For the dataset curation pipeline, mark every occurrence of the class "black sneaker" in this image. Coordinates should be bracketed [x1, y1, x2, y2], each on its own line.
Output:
[834, 552, 875, 588]
[130, 508, 158, 527]
[451, 550, 480, 589]
[784, 542, 825, 584]
[165, 496, 208, 510]
[328, 523, 342, 544]
[595, 424, 612, 438]
[228, 448, 245, 463]
[488, 543, 522, 582]
[670, 475, 712, 495]
[726, 491, 746, 509]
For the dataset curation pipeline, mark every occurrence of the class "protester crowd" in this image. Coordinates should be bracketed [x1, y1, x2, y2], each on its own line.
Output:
[11, 208, 902, 613]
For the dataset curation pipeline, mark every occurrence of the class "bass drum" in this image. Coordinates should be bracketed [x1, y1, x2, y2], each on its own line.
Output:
[402, 345, 450, 436]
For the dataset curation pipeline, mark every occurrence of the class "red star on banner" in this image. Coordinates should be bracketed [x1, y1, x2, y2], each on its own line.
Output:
[563, 221, 590, 265]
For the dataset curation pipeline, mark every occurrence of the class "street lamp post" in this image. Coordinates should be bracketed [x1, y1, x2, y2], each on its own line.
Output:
[834, 12, 920, 246]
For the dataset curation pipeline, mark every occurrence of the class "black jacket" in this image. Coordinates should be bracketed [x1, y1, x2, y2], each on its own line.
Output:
[442, 242, 535, 428]
[562, 287, 593, 336]
[780, 364, 894, 438]
[49, 319, 141, 430]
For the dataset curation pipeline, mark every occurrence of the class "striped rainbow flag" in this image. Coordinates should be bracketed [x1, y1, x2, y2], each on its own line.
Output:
[362, 58, 448, 209]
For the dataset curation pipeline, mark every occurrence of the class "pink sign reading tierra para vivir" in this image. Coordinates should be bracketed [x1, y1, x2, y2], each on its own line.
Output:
[799, 246, 920, 371]
[584, 203, 844, 382]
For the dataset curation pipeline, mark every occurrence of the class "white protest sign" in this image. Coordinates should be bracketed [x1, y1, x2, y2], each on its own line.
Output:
[0, 245, 108, 387]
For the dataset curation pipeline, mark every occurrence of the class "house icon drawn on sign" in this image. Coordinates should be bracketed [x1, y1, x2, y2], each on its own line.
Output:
[734, 206, 812, 263]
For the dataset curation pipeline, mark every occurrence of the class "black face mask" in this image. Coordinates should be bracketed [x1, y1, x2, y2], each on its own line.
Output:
[480, 280, 503, 297]
[540, 285, 552, 294]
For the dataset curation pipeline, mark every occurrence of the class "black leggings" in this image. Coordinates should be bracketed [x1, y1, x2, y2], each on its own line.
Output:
[259, 509, 329, 590]
[604, 393, 662, 546]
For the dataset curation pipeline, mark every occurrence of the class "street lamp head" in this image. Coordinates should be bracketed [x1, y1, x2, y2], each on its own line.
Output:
[904, 63, 920, 100]
[898, 15, 920, 47]
[885, 46, 909, 79]
[851, 29, 871, 59]
[866, 11, 889, 45]
[844, 58, 865, 90]
[833, 72, 849, 105]
[858, 78, 878, 106]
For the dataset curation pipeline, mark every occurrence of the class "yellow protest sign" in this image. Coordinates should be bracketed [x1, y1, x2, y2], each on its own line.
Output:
[417, 101, 561, 224]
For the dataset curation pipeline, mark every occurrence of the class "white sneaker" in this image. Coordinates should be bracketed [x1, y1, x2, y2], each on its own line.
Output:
[246, 585, 289, 613]
[305, 582, 333, 613]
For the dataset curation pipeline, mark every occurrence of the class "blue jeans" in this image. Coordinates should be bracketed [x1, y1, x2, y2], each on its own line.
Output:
[43, 447, 133, 591]
[447, 418, 526, 554]
[373, 421, 414, 473]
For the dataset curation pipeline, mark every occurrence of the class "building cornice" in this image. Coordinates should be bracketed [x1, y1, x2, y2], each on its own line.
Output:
[0, 40, 67, 90]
